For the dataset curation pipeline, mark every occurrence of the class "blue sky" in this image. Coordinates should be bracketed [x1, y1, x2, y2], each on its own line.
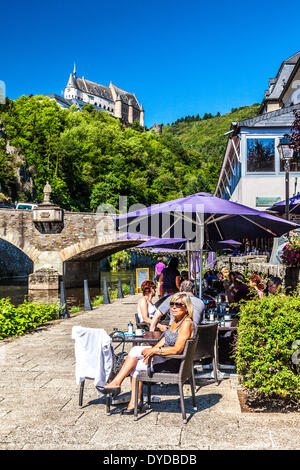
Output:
[1, 0, 300, 127]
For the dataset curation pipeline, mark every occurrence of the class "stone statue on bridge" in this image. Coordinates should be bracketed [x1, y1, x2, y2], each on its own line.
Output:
[43, 181, 52, 204]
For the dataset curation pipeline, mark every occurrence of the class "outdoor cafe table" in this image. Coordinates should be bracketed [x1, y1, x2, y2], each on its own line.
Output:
[111, 330, 163, 346]
[217, 318, 238, 332]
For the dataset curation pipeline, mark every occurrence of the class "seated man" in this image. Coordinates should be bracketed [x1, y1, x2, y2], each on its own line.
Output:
[150, 280, 205, 331]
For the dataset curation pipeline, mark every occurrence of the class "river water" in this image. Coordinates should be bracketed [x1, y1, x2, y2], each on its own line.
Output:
[0, 270, 155, 308]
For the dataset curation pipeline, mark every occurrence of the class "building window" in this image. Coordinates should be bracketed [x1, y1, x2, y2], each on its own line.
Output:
[247, 138, 275, 172]
[280, 152, 300, 172]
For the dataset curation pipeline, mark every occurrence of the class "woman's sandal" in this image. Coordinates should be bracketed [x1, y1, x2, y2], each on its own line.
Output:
[120, 401, 145, 415]
[98, 386, 121, 396]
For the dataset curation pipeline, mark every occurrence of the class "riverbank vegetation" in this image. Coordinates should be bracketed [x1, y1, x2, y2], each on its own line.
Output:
[0, 298, 62, 339]
[0, 96, 259, 211]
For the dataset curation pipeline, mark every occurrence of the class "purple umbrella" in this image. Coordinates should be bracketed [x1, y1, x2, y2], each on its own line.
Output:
[146, 247, 185, 254]
[116, 193, 299, 297]
[117, 192, 299, 242]
[212, 239, 242, 250]
[268, 193, 300, 215]
[118, 232, 153, 241]
[137, 237, 187, 249]
[216, 239, 242, 246]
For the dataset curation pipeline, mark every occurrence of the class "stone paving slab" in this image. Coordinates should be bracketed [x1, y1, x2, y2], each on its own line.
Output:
[0, 294, 299, 451]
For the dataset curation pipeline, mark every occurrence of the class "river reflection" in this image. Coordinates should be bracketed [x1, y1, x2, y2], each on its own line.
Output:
[0, 270, 155, 307]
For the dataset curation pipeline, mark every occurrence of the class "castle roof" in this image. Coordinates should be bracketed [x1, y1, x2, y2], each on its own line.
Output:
[73, 77, 114, 102]
[45, 94, 72, 107]
[110, 83, 140, 109]
[285, 51, 300, 64]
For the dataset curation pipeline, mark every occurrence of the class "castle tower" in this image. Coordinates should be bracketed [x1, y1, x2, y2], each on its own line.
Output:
[64, 65, 77, 100]
[139, 104, 144, 127]
[152, 123, 163, 135]
[114, 94, 122, 119]
[128, 98, 133, 124]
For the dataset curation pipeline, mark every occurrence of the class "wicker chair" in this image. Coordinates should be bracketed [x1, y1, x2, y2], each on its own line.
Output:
[133, 337, 198, 423]
[193, 323, 220, 385]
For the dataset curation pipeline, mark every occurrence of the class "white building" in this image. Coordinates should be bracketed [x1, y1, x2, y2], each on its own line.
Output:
[215, 51, 300, 211]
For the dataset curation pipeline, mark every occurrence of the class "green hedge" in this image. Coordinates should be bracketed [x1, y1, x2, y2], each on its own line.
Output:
[0, 298, 62, 339]
[236, 293, 300, 407]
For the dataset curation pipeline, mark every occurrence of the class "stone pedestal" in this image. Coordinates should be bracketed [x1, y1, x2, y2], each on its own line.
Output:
[27, 289, 60, 304]
[28, 267, 62, 290]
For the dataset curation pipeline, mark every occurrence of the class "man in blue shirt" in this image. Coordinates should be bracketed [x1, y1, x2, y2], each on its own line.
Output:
[150, 280, 205, 331]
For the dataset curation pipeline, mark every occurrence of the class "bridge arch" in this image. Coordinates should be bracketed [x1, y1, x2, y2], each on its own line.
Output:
[60, 238, 146, 288]
[0, 231, 38, 262]
[60, 238, 146, 263]
[0, 237, 34, 277]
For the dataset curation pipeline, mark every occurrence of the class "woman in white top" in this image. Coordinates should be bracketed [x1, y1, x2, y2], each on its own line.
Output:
[137, 280, 157, 327]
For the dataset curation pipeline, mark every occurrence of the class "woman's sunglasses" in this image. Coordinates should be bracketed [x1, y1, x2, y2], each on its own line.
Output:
[170, 302, 186, 309]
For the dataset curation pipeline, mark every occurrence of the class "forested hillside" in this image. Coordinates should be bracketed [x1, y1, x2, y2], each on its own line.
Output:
[163, 104, 260, 161]
[0, 96, 259, 212]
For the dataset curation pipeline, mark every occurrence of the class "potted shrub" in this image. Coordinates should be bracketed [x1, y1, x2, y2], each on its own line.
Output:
[235, 293, 300, 411]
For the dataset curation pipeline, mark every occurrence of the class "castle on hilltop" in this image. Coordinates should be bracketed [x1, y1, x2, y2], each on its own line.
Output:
[47, 65, 144, 126]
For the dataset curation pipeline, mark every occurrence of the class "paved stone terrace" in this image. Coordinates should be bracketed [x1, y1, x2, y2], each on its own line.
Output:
[0, 294, 299, 450]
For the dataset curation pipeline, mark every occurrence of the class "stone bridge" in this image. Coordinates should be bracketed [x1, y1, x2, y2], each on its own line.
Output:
[0, 208, 143, 289]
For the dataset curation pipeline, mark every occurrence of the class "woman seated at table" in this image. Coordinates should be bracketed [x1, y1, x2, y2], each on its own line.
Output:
[249, 274, 265, 299]
[137, 280, 157, 328]
[99, 293, 195, 415]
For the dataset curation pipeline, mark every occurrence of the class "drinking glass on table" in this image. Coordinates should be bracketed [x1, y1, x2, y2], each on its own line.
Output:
[208, 308, 215, 322]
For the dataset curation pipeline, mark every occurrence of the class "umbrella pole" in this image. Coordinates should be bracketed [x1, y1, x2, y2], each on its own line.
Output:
[199, 248, 203, 299]
[192, 250, 196, 288]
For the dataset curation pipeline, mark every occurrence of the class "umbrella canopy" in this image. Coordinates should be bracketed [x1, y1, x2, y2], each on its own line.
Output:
[145, 247, 185, 254]
[211, 239, 242, 251]
[137, 237, 187, 250]
[118, 232, 153, 241]
[215, 239, 242, 246]
[116, 192, 299, 242]
[268, 193, 300, 215]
